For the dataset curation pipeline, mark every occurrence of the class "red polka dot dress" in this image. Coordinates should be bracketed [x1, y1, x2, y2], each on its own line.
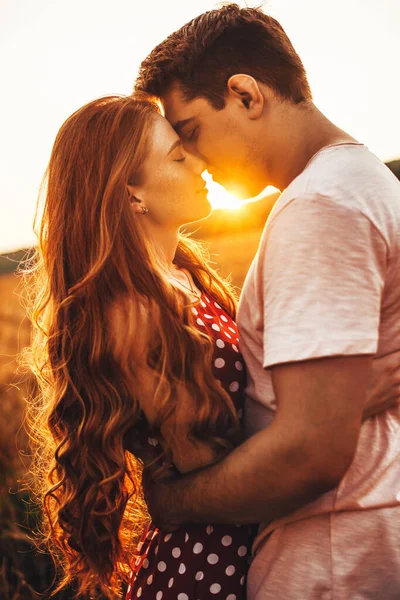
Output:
[125, 291, 256, 600]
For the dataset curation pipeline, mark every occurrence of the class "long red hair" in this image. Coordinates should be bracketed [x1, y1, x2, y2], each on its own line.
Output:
[23, 95, 241, 599]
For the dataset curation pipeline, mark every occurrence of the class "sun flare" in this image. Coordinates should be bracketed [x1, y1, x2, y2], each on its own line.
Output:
[202, 171, 243, 210]
[203, 171, 278, 211]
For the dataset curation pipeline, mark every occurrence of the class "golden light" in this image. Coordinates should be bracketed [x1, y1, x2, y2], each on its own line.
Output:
[203, 170, 279, 211]
[202, 171, 243, 210]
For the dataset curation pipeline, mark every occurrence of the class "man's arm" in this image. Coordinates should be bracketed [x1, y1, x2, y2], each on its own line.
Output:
[145, 354, 372, 529]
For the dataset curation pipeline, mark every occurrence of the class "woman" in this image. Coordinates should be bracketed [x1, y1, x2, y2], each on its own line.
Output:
[26, 94, 252, 600]
[25, 94, 399, 600]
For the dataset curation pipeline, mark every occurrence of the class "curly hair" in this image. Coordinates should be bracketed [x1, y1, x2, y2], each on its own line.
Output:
[22, 95, 241, 599]
[135, 3, 312, 109]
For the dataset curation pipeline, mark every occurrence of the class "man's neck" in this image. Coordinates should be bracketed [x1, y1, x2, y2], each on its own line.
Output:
[267, 102, 358, 191]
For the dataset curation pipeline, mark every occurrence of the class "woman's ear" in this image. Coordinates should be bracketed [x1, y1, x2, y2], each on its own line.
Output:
[227, 74, 264, 119]
[127, 185, 147, 214]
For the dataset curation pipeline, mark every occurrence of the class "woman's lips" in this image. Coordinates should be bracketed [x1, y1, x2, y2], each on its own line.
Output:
[196, 183, 207, 193]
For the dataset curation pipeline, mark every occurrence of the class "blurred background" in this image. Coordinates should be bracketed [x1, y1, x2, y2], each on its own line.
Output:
[1, 0, 399, 597]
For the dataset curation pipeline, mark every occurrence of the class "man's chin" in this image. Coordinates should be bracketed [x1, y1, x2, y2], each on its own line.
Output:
[210, 171, 264, 200]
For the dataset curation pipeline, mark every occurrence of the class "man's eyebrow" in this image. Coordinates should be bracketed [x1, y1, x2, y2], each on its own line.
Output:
[166, 139, 182, 156]
[173, 117, 195, 134]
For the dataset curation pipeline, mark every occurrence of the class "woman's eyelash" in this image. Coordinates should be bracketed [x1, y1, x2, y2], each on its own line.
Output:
[175, 157, 186, 162]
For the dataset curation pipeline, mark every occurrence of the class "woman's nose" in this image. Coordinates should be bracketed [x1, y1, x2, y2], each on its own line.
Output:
[190, 152, 206, 175]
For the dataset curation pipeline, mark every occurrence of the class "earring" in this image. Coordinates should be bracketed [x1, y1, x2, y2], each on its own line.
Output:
[141, 206, 148, 215]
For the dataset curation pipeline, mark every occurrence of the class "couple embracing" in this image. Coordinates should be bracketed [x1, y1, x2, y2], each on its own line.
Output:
[28, 5, 400, 599]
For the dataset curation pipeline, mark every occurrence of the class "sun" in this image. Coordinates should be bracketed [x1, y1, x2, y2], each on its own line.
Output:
[202, 171, 243, 210]
[203, 171, 278, 210]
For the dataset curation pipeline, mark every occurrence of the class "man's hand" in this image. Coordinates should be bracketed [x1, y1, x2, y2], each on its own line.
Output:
[365, 350, 400, 418]
[142, 465, 182, 531]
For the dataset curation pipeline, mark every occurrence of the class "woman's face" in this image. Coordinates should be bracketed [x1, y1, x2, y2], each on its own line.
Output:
[132, 113, 211, 227]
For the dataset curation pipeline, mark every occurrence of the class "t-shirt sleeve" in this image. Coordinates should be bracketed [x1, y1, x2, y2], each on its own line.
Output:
[261, 194, 388, 369]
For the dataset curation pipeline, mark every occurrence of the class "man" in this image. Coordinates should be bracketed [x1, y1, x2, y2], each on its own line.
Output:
[135, 4, 400, 598]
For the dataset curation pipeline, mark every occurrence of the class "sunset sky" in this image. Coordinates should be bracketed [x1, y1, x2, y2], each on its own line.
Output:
[1, 0, 399, 254]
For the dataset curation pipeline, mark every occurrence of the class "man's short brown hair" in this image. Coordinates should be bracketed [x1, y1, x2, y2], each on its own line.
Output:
[135, 3, 312, 109]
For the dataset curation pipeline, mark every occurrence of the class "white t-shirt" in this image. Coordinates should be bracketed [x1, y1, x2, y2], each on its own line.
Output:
[237, 143, 400, 548]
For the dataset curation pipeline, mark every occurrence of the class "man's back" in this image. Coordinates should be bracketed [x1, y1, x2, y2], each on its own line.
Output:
[238, 142, 400, 598]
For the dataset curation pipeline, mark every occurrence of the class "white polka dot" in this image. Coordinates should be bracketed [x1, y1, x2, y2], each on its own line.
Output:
[240, 575, 245, 585]
[154, 545, 159, 555]
[127, 584, 131, 594]
[232, 344, 239, 353]
[214, 357, 225, 369]
[220, 315, 228, 322]
[146, 529, 155, 538]
[192, 307, 198, 315]
[214, 302, 221, 309]
[172, 547, 181, 558]
[135, 556, 141, 566]
[137, 588, 142, 598]
[200, 300, 207, 307]
[206, 525, 213, 534]
[204, 313, 213, 319]
[147, 574, 153, 585]
[156, 592, 163, 600]
[195, 571, 204, 581]
[221, 535, 232, 546]
[224, 331, 232, 339]
[196, 318, 205, 326]
[216, 339, 225, 348]
[157, 561, 167, 572]
[168, 577, 174, 588]
[204, 296, 210, 303]
[210, 583, 222, 594]
[178, 562, 186, 574]
[193, 542, 203, 554]
[148, 438, 158, 447]
[227, 595, 237, 600]
[142, 558, 149, 568]
[164, 533, 172, 542]
[137, 541, 143, 551]
[226, 565, 236, 576]
[228, 326, 236, 333]
[229, 381, 239, 392]
[235, 360, 244, 371]
[207, 553, 219, 565]
[238, 545, 247, 557]
[178, 595, 189, 600]
[211, 323, 220, 331]
[184, 532, 189, 542]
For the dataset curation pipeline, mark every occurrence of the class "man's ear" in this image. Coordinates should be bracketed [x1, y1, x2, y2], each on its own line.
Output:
[227, 74, 264, 119]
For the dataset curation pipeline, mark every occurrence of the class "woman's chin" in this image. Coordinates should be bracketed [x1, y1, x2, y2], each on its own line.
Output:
[182, 203, 213, 226]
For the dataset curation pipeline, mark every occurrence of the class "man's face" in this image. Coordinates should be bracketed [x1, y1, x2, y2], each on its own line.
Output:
[162, 84, 269, 200]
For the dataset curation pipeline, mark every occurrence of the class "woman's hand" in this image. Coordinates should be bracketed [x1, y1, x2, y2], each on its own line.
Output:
[364, 350, 400, 419]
